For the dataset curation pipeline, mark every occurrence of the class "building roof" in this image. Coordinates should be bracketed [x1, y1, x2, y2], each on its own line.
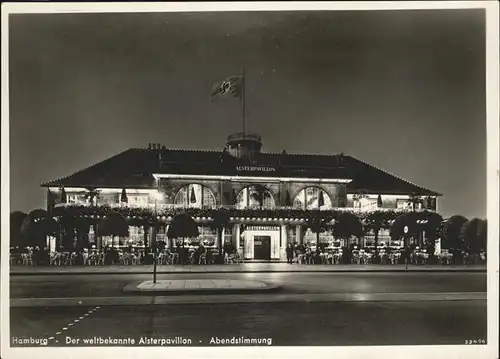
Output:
[41, 148, 442, 196]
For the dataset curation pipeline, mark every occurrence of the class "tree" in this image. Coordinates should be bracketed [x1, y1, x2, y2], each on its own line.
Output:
[53, 207, 78, 250]
[390, 212, 420, 247]
[364, 210, 398, 262]
[418, 211, 443, 259]
[461, 218, 487, 255]
[478, 219, 487, 253]
[333, 211, 364, 243]
[98, 211, 129, 248]
[120, 188, 128, 204]
[210, 209, 231, 255]
[305, 211, 333, 248]
[60, 187, 67, 204]
[442, 215, 468, 251]
[10, 211, 27, 248]
[167, 213, 200, 245]
[21, 209, 58, 248]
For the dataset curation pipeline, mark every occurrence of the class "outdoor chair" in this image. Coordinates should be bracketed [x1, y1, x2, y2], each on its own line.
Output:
[199, 253, 207, 265]
[22, 253, 34, 266]
[156, 252, 165, 265]
[132, 253, 141, 265]
[49, 252, 60, 266]
[61, 252, 71, 266]
[234, 253, 244, 263]
[82, 252, 90, 266]
[98, 252, 105, 266]
[70, 252, 78, 265]
[89, 253, 98, 266]
[226, 253, 240, 264]
[118, 253, 128, 265]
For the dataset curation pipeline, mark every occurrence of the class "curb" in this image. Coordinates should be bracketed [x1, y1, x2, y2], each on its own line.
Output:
[122, 280, 281, 295]
[10, 269, 487, 275]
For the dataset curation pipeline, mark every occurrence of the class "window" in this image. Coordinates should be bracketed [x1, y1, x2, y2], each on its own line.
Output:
[128, 195, 148, 207]
[174, 184, 217, 207]
[397, 199, 411, 210]
[67, 194, 83, 204]
[235, 186, 275, 209]
[293, 187, 332, 210]
[353, 196, 377, 211]
[99, 193, 119, 206]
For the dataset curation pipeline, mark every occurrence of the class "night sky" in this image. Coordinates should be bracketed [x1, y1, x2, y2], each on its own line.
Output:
[8, 9, 486, 219]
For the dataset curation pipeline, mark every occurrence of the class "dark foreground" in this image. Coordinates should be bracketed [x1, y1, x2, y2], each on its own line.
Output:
[10, 300, 486, 346]
[9, 272, 487, 346]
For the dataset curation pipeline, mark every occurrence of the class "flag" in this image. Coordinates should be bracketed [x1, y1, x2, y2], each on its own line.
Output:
[210, 75, 243, 100]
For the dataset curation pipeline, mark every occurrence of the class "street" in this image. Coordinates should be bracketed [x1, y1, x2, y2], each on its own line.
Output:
[10, 272, 486, 298]
[9, 272, 488, 346]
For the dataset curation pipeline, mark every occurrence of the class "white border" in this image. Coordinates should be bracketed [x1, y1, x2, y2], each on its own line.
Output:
[1, 2, 498, 359]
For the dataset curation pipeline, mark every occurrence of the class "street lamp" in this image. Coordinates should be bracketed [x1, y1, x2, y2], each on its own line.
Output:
[153, 190, 163, 284]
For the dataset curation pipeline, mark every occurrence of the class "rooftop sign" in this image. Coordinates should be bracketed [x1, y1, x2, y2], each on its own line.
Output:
[236, 166, 276, 172]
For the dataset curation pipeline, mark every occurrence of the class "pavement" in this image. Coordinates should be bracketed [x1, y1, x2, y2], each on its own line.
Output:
[122, 279, 280, 295]
[9, 263, 487, 275]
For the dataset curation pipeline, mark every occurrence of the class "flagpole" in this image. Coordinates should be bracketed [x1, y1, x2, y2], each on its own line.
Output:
[241, 68, 246, 135]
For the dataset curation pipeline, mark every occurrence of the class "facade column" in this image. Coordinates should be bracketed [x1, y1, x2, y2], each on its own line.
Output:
[221, 228, 225, 249]
[234, 223, 241, 250]
[165, 225, 170, 249]
[234, 224, 242, 258]
[296, 224, 302, 245]
[281, 224, 288, 260]
[148, 227, 154, 250]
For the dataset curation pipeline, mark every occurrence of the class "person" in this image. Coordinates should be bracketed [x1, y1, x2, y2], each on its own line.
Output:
[286, 244, 294, 264]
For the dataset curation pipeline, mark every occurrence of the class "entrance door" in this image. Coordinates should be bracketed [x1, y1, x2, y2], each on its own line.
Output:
[253, 236, 271, 260]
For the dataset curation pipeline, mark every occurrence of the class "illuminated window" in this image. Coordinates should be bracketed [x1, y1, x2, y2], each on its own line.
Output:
[293, 187, 332, 210]
[397, 199, 411, 210]
[174, 184, 216, 208]
[235, 186, 275, 209]
[67, 194, 85, 204]
[128, 195, 148, 207]
[353, 196, 377, 211]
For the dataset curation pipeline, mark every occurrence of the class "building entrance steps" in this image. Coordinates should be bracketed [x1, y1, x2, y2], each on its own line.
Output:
[123, 279, 280, 295]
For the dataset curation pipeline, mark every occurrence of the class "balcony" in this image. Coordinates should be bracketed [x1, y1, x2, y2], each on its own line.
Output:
[227, 132, 262, 144]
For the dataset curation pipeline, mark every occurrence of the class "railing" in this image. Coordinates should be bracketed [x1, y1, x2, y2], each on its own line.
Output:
[227, 132, 262, 143]
[55, 202, 417, 213]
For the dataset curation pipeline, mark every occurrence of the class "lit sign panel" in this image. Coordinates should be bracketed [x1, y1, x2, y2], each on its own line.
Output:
[236, 166, 276, 172]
